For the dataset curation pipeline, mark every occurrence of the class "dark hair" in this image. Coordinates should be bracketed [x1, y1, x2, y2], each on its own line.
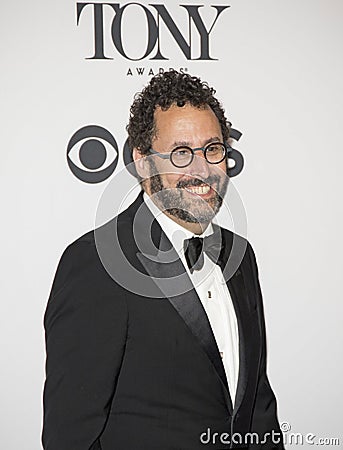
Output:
[126, 70, 231, 154]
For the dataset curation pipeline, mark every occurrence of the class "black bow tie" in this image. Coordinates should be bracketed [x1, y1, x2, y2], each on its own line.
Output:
[183, 232, 223, 273]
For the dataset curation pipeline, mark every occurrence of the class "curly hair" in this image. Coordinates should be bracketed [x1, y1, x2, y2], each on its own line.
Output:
[126, 70, 231, 154]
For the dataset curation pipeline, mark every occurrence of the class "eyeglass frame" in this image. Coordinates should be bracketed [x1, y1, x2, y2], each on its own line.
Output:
[147, 141, 232, 168]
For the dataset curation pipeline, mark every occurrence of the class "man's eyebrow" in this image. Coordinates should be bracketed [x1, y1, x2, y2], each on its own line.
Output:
[169, 136, 222, 149]
[203, 136, 222, 146]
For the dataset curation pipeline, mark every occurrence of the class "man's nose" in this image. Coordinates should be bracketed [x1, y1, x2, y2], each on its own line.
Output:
[187, 152, 210, 179]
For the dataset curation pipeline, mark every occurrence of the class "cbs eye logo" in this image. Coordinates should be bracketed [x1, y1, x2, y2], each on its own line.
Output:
[67, 124, 244, 183]
[67, 125, 119, 183]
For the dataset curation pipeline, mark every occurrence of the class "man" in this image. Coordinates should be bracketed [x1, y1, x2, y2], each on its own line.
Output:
[42, 71, 284, 449]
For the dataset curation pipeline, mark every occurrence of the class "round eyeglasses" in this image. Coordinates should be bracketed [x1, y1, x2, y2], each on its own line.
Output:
[148, 142, 231, 168]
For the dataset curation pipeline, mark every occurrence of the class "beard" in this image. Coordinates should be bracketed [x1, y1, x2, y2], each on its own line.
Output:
[145, 159, 229, 224]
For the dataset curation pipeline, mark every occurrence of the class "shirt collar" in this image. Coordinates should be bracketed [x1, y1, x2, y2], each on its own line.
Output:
[143, 191, 213, 256]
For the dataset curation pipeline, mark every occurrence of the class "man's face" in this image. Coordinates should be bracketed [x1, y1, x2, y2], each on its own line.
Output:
[136, 103, 229, 229]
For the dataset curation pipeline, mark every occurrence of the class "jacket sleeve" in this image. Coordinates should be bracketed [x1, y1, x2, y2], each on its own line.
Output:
[247, 242, 285, 450]
[42, 239, 128, 450]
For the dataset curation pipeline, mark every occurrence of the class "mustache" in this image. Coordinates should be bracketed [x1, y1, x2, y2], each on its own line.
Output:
[176, 175, 220, 189]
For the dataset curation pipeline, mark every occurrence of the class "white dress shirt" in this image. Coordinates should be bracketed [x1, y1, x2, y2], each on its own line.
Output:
[143, 192, 239, 405]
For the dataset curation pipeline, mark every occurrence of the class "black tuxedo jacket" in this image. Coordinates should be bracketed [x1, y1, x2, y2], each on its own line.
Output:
[42, 191, 284, 450]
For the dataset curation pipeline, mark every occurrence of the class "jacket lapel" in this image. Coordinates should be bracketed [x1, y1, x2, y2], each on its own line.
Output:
[134, 200, 233, 412]
[132, 193, 256, 415]
[226, 269, 250, 414]
[220, 229, 256, 414]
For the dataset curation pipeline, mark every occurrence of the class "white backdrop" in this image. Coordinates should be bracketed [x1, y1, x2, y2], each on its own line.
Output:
[1, 0, 342, 448]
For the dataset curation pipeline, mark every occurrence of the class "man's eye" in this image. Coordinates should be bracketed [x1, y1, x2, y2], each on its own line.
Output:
[174, 149, 189, 157]
[207, 144, 221, 153]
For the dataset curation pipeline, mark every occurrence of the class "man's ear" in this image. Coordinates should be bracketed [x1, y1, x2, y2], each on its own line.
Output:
[132, 148, 149, 179]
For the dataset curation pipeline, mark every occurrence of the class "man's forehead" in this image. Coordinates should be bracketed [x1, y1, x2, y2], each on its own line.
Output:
[152, 103, 222, 148]
[153, 103, 216, 127]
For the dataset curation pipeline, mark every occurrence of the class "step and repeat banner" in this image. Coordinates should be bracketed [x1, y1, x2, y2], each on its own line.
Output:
[1, 1, 342, 448]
